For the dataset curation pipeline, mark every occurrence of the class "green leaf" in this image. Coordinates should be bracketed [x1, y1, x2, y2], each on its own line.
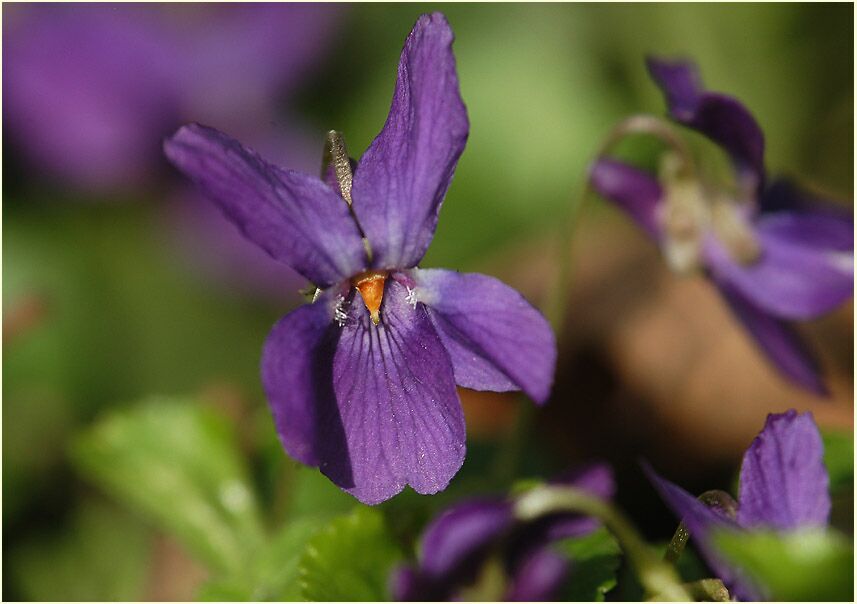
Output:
[11, 499, 151, 601]
[557, 526, 622, 601]
[299, 507, 403, 601]
[199, 517, 324, 601]
[71, 397, 264, 574]
[712, 528, 854, 601]
[823, 430, 854, 492]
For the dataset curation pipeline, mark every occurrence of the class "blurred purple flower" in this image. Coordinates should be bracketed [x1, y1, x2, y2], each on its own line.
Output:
[4, 4, 343, 300]
[391, 464, 615, 601]
[164, 13, 557, 504]
[3, 3, 338, 192]
[590, 58, 853, 395]
[646, 409, 830, 600]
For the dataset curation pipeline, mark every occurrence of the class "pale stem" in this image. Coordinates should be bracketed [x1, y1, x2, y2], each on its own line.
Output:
[664, 489, 738, 564]
[515, 486, 692, 601]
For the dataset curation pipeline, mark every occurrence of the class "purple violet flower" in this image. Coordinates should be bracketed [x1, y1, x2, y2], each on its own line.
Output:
[646, 409, 831, 600]
[589, 58, 853, 395]
[391, 464, 615, 601]
[3, 3, 339, 192]
[163, 13, 557, 504]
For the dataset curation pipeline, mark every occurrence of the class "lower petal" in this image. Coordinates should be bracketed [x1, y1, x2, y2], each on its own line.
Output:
[714, 275, 828, 395]
[412, 269, 557, 404]
[332, 280, 465, 504]
[704, 213, 853, 319]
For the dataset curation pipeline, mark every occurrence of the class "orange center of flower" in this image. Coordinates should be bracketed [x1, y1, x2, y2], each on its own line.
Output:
[351, 270, 388, 325]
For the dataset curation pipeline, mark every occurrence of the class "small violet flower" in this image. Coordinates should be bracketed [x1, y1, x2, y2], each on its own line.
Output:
[646, 409, 831, 600]
[164, 14, 556, 504]
[391, 464, 615, 601]
[589, 58, 853, 395]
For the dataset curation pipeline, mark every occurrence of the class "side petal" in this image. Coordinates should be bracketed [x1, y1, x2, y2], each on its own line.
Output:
[643, 464, 761, 601]
[419, 499, 514, 582]
[164, 123, 367, 287]
[703, 213, 853, 320]
[350, 13, 469, 270]
[589, 159, 663, 239]
[261, 295, 347, 468]
[737, 410, 831, 530]
[412, 269, 557, 404]
[646, 57, 765, 188]
[755, 206, 853, 253]
[332, 279, 465, 504]
[760, 179, 855, 233]
[714, 276, 828, 395]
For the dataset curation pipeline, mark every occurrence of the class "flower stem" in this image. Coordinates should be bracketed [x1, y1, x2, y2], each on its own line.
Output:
[515, 486, 691, 601]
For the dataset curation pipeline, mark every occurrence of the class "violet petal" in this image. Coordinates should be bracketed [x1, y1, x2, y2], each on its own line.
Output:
[737, 410, 831, 530]
[589, 159, 663, 239]
[760, 179, 855, 225]
[646, 57, 765, 187]
[419, 499, 514, 582]
[703, 216, 853, 320]
[163, 124, 367, 287]
[350, 13, 469, 270]
[541, 463, 616, 541]
[755, 210, 853, 254]
[413, 268, 556, 404]
[261, 294, 347, 468]
[714, 276, 828, 395]
[331, 280, 465, 504]
[644, 464, 761, 601]
[506, 548, 570, 602]
[3, 4, 174, 190]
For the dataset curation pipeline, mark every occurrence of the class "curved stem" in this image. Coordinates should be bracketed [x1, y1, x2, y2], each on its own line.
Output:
[515, 486, 691, 601]
[665, 489, 738, 564]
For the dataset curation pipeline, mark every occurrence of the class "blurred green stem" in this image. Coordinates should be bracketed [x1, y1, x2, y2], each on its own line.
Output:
[516, 486, 691, 601]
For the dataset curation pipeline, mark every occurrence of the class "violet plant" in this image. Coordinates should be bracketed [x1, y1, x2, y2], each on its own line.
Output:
[589, 58, 853, 395]
[391, 464, 615, 601]
[164, 13, 557, 505]
[43, 9, 850, 602]
[646, 409, 847, 601]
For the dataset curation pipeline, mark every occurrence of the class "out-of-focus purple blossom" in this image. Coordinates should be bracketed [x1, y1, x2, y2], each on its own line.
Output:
[3, 3, 340, 192]
[589, 58, 853, 395]
[163, 14, 557, 504]
[4, 3, 343, 300]
[646, 409, 831, 600]
[391, 464, 615, 601]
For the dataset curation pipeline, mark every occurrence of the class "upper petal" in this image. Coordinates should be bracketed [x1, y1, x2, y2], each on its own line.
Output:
[261, 294, 347, 468]
[331, 279, 465, 504]
[412, 269, 557, 404]
[737, 410, 831, 530]
[164, 123, 367, 287]
[646, 57, 765, 188]
[350, 13, 469, 270]
[713, 275, 828, 395]
[589, 158, 663, 239]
